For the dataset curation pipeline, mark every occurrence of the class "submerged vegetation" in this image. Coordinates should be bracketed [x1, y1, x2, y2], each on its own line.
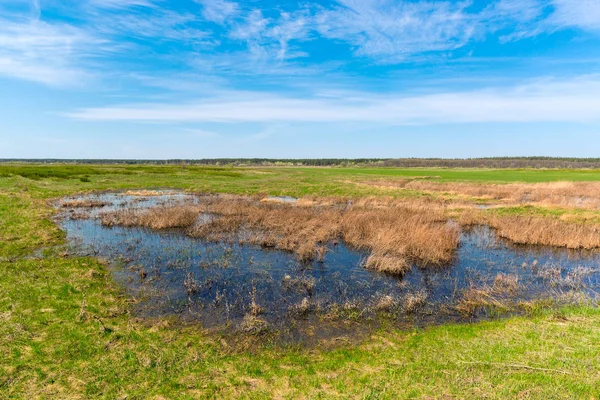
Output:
[3, 163, 600, 398]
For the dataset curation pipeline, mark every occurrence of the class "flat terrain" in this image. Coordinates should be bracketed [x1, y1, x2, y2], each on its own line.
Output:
[2, 164, 600, 399]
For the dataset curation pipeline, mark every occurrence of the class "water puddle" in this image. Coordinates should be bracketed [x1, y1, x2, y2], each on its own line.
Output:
[56, 192, 600, 343]
[264, 195, 298, 203]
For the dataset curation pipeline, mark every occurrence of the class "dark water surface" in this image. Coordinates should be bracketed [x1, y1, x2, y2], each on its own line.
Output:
[57, 192, 600, 342]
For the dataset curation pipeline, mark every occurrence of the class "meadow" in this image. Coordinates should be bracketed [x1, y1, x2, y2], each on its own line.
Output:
[2, 163, 600, 399]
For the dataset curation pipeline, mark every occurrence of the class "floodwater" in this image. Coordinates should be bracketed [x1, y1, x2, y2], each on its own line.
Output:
[57, 192, 600, 342]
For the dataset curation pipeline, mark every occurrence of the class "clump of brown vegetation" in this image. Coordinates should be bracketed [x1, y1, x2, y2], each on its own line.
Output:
[282, 275, 316, 295]
[363, 254, 409, 275]
[360, 179, 600, 210]
[248, 287, 264, 316]
[402, 290, 428, 313]
[460, 210, 600, 249]
[289, 297, 312, 316]
[240, 314, 268, 334]
[182, 195, 459, 273]
[455, 273, 520, 316]
[101, 205, 200, 230]
[374, 295, 399, 312]
[184, 272, 198, 295]
[62, 199, 108, 208]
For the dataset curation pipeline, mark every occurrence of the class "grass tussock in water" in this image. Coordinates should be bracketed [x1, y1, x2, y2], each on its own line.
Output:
[61, 199, 108, 208]
[456, 273, 521, 316]
[101, 205, 201, 230]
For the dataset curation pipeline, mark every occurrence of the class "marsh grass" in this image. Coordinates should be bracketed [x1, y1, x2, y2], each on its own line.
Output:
[460, 209, 600, 249]
[362, 179, 600, 210]
[61, 199, 108, 208]
[374, 295, 399, 312]
[456, 273, 521, 316]
[402, 290, 428, 313]
[101, 205, 201, 230]
[101, 195, 460, 274]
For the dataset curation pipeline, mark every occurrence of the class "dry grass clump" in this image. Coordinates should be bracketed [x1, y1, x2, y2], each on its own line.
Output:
[101, 205, 200, 230]
[248, 287, 264, 316]
[239, 314, 268, 334]
[183, 272, 198, 295]
[460, 210, 600, 249]
[289, 297, 312, 316]
[492, 273, 519, 295]
[100, 194, 459, 272]
[374, 295, 399, 312]
[61, 199, 107, 208]
[361, 179, 600, 210]
[403, 290, 428, 313]
[363, 253, 410, 275]
[282, 275, 316, 295]
[184, 195, 460, 271]
[455, 273, 520, 316]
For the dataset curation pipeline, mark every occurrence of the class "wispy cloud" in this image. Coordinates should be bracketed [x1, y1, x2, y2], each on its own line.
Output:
[196, 0, 239, 24]
[548, 0, 600, 31]
[65, 75, 600, 125]
[87, 0, 156, 10]
[316, 0, 479, 61]
[0, 17, 99, 86]
[92, 9, 209, 44]
[2, 0, 600, 90]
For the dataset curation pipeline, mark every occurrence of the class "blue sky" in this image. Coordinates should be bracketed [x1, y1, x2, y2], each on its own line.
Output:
[1, 0, 600, 159]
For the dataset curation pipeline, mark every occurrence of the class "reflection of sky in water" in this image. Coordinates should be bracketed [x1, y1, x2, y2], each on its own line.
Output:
[58, 193, 600, 340]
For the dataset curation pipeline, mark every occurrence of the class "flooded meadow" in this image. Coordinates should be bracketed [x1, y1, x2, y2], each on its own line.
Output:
[56, 191, 600, 343]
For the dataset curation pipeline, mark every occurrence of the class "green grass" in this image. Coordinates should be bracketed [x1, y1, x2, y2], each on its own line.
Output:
[2, 163, 600, 398]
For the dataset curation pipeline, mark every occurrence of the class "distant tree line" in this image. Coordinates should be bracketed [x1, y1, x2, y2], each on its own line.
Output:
[381, 157, 600, 169]
[3, 157, 600, 169]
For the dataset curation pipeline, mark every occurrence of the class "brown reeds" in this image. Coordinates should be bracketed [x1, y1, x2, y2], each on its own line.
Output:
[62, 199, 108, 208]
[460, 209, 600, 249]
[101, 205, 200, 230]
[98, 191, 600, 274]
[360, 179, 600, 210]
[100, 194, 460, 274]
[455, 273, 520, 315]
[187, 196, 459, 271]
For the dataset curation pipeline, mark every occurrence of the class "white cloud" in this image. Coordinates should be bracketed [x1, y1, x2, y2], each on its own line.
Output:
[0, 18, 98, 86]
[548, 0, 600, 31]
[65, 75, 600, 125]
[92, 9, 209, 43]
[87, 0, 156, 9]
[488, 0, 546, 23]
[228, 8, 312, 62]
[315, 0, 479, 61]
[196, 0, 239, 24]
[2, 0, 600, 90]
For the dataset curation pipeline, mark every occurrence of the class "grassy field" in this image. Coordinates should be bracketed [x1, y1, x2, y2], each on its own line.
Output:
[2, 163, 600, 399]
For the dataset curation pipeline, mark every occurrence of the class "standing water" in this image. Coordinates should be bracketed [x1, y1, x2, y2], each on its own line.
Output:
[57, 192, 600, 342]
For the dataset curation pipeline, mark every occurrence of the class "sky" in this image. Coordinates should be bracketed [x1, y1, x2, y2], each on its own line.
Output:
[1, 0, 600, 159]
